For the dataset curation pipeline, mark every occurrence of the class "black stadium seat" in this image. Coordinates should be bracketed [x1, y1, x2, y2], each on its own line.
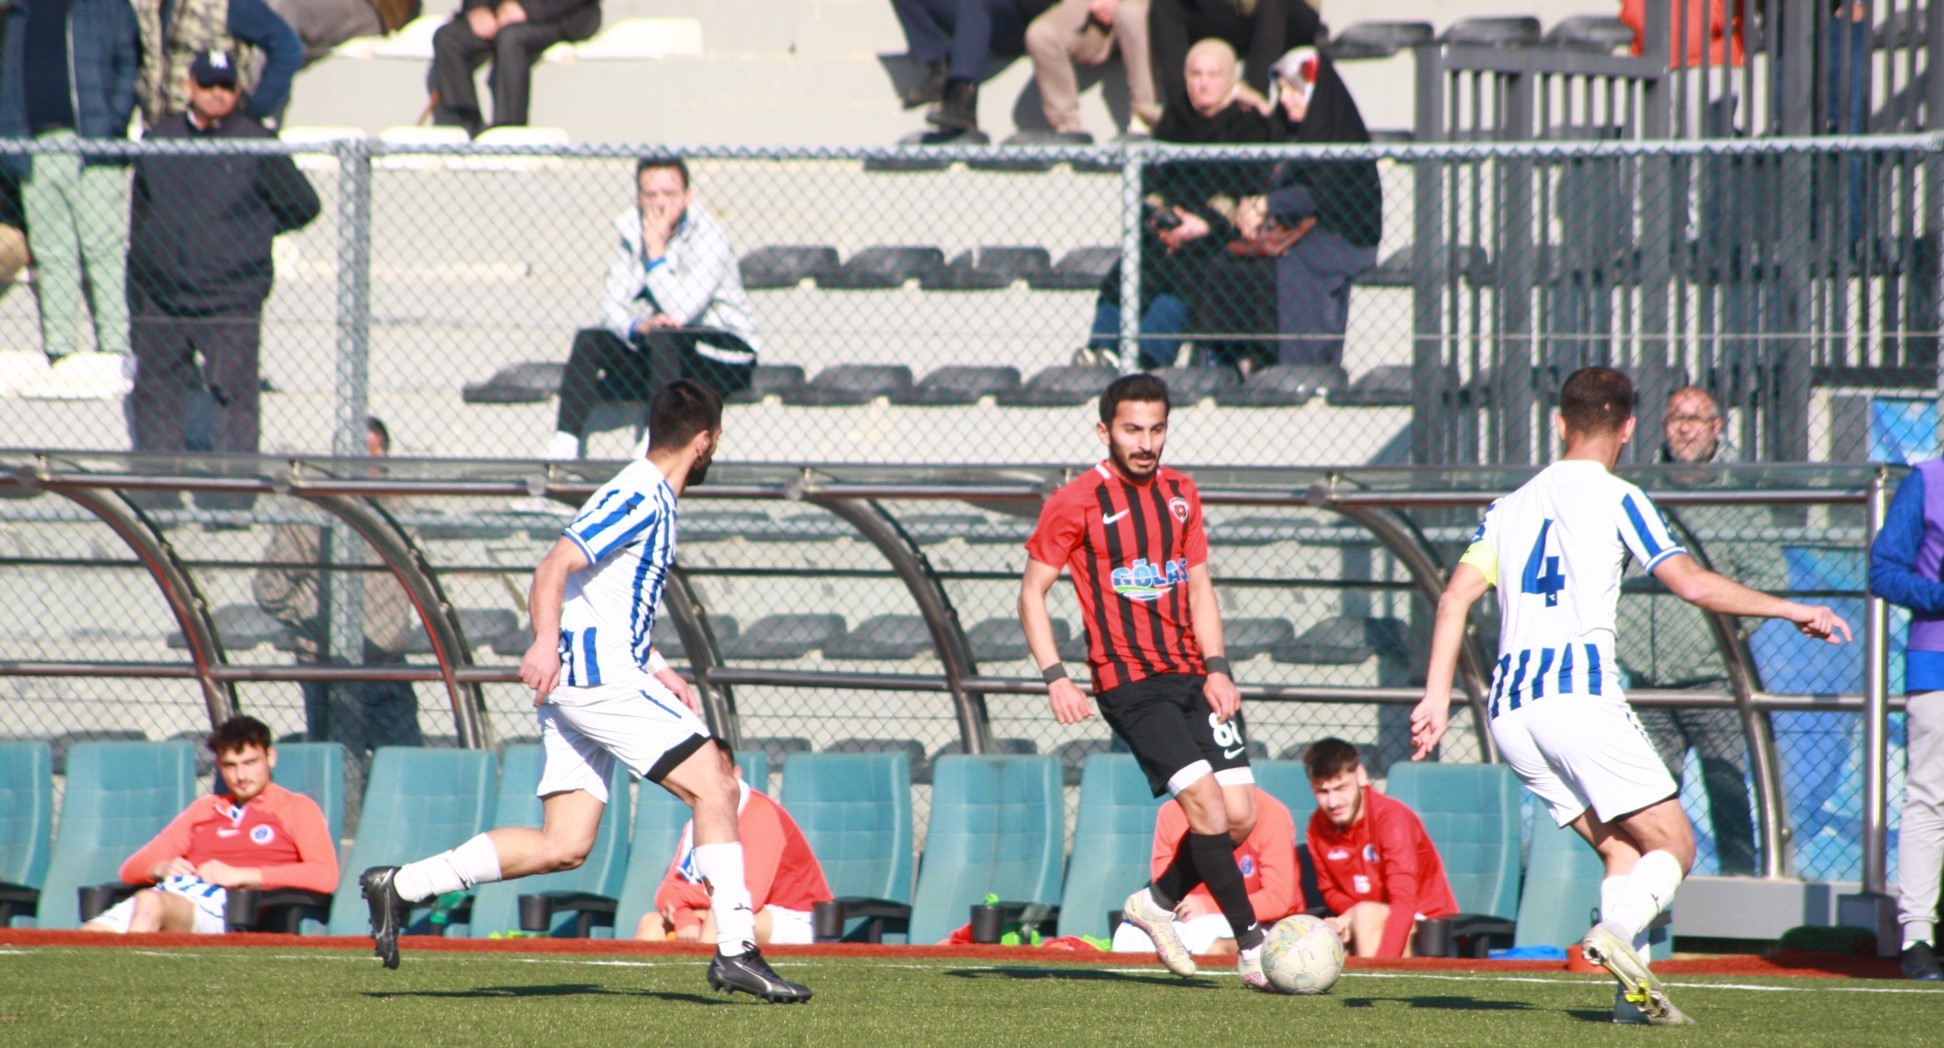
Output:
[1223, 617, 1298, 661]
[784, 365, 915, 406]
[1153, 366, 1240, 404]
[920, 247, 1052, 290]
[1028, 246, 1119, 290]
[719, 613, 846, 660]
[400, 608, 519, 655]
[817, 246, 945, 289]
[1543, 14, 1632, 51]
[1214, 364, 1349, 407]
[648, 615, 740, 660]
[966, 616, 1071, 664]
[1275, 615, 1408, 665]
[997, 365, 1115, 406]
[825, 615, 934, 660]
[739, 245, 839, 289]
[1324, 20, 1434, 60]
[741, 735, 811, 772]
[724, 364, 806, 403]
[897, 512, 990, 543]
[1331, 365, 1414, 406]
[1440, 15, 1540, 46]
[897, 365, 1021, 405]
[1054, 737, 1115, 786]
[462, 361, 564, 404]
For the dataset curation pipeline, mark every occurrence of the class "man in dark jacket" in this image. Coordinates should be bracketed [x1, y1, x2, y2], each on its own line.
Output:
[0, 0, 140, 401]
[429, 0, 600, 137]
[128, 50, 320, 462]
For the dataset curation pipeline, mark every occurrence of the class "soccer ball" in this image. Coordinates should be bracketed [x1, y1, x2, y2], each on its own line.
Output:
[1260, 914, 1346, 995]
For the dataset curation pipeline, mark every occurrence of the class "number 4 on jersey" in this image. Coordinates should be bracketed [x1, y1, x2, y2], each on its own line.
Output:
[1521, 519, 1565, 606]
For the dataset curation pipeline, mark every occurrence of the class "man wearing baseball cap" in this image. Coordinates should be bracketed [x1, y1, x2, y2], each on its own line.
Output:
[130, 0, 301, 128]
[125, 50, 319, 480]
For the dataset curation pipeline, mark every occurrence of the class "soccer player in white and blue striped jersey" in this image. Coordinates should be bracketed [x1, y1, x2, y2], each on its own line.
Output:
[360, 381, 810, 1003]
[1410, 367, 1849, 1025]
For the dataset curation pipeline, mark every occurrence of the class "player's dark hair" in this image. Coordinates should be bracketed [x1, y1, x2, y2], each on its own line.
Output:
[1303, 737, 1362, 782]
[208, 715, 273, 756]
[366, 416, 390, 454]
[635, 154, 690, 188]
[1099, 373, 1171, 425]
[648, 380, 723, 452]
[1558, 366, 1635, 435]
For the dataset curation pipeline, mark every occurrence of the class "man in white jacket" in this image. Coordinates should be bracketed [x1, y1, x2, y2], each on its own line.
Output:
[547, 155, 760, 460]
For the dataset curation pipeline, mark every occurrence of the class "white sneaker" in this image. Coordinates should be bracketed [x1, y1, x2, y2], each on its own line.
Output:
[1583, 922, 1693, 1026]
[1236, 944, 1274, 993]
[543, 430, 582, 461]
[0, 352, 49, 395]
[16, 352, 134, 400]
[1122, 888, 1197, 977]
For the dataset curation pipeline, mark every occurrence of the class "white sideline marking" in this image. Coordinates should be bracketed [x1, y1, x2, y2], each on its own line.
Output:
[1349, 970, 1942, 995]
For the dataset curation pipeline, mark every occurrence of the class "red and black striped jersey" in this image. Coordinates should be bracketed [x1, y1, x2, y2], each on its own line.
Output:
[1025, 461, 1209, 692]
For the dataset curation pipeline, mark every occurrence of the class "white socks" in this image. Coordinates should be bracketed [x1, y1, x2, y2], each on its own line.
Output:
[544, 430, 582, 461]
[394, 834, 504, 903]
[1905, 922, 1936, 951]
[1603, 850, 1683, 944]
[1601, 876, 1651, 956]
[692, 842, 756, 955]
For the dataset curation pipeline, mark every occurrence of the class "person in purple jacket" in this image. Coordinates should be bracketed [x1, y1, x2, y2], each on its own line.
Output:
[1868, 456, 1944, 981]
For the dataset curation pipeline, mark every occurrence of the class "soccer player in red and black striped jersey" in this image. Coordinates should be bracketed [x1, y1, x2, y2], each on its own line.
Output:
[1018, 373, 1273, 990]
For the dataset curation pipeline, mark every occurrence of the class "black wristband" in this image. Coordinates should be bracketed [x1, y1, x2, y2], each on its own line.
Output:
[1204, 655, 1233, 678]
[1041, 663, 1069, 684]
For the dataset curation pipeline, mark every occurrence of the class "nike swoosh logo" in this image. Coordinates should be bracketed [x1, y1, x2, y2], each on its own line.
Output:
[1223, 746, 1245, 759]
[1102, 510, 1130, 525]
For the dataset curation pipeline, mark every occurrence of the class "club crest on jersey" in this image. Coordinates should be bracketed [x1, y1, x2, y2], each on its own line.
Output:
[1239, 855, 1256, 877]
[1168, 496, 1190, 523]
[250, 825, 275, 845]
[1110, 556, 1188, 601]
[1363, 844, 1379, 862]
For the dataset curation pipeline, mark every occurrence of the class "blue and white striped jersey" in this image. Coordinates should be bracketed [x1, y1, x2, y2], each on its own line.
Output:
[1459, 460, 1686, 714]
[557, 460, 679, 689]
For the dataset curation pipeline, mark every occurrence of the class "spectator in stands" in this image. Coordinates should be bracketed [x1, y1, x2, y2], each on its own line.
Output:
[0, 171, 25, 301]
[1615, 386, 1759, 877]
[0, 0, 139, 402]
[1620, 0, 1745, 69]
[1866, 442, 1944, 981]
[637, 762, 833, 945]
[1080, 37, 1277, 369]
[1112, 784, 1303, 956]
[1147, 0, 1318, 120]
[253, 417, 424, 816]
[1024, 0, 1160, 142]
[1303, 737, 1458, 957]
[82, 715, 339, 934]
[892, 0, 1051, 139]
[547, 155, 758, 461]
[128, 52, 319, 466]
[1209, 46, 1381, 369]
[268, 0, 422, 65]
[131, 0, 303, 129]
[429, 0, 601, 137]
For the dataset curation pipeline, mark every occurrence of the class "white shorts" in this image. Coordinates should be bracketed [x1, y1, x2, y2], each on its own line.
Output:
[536, 678, 711, 803]
[1491, 694, 1680, 828]
[764, 906, 814, 945]
[89, 875, 229, 935]
[1111, 912, 1234, 955]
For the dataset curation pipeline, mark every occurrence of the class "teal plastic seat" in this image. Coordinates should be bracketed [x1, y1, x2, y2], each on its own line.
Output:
[1056, 753, 1159, 939]
[470, 744, 631, 937]
[1512, 817, 1604, 950]
[1383, 762, 1523, 920]
[325, 747, 496, 935]
[38, 741, 197, 929]
[269, 742, 347, 845]
[611, 750, 767, 940]
[0, 741, 54, 925]
[780, 751, 914, 942]
[908, 755, 1064, 945]
[1251, 760, 1320, 829]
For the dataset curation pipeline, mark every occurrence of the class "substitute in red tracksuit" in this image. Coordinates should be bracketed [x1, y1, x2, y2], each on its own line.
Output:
[1303, 738, 1458, 957]
[645, 781, 832, 945]
[85, 717, 338, 935]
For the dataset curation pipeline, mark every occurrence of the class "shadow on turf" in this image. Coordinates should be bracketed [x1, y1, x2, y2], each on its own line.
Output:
[942, 967, 1216, 989]
[363, 984, 726, 1006]
[1342, 995, 1538, 1012]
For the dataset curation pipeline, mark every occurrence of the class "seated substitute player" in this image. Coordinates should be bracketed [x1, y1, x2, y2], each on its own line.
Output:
[1302, 738, 1458, 957]
[1019, 372, 1276, 990]
[360, 381, 810, 1004]
[83, 716, 337, 934]
[1411, 366, 1850, 1025]
[1111, 784, 1303, 956]
[637, 759, 833, 945]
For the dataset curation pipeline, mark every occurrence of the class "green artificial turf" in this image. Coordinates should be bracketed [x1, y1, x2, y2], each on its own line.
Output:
[2, 947, 1941, 1047]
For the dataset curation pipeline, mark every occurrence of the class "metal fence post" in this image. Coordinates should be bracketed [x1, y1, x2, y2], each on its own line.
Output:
[1862, 468, 1892, 895]
[326, 137, 376, 725]
[1410, 41, 1449, 466]
[1117, 142, 1144, 374]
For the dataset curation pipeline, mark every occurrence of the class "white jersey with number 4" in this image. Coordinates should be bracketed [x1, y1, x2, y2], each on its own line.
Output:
[1459, 460, 1687, 716]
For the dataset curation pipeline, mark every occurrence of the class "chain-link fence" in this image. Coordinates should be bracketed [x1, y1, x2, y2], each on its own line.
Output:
[0, 134, 1937, 469]
[0, 455, 1898, 884]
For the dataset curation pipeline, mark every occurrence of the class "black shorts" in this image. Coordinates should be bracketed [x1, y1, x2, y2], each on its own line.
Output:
[1096, 673, 1253, 798]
